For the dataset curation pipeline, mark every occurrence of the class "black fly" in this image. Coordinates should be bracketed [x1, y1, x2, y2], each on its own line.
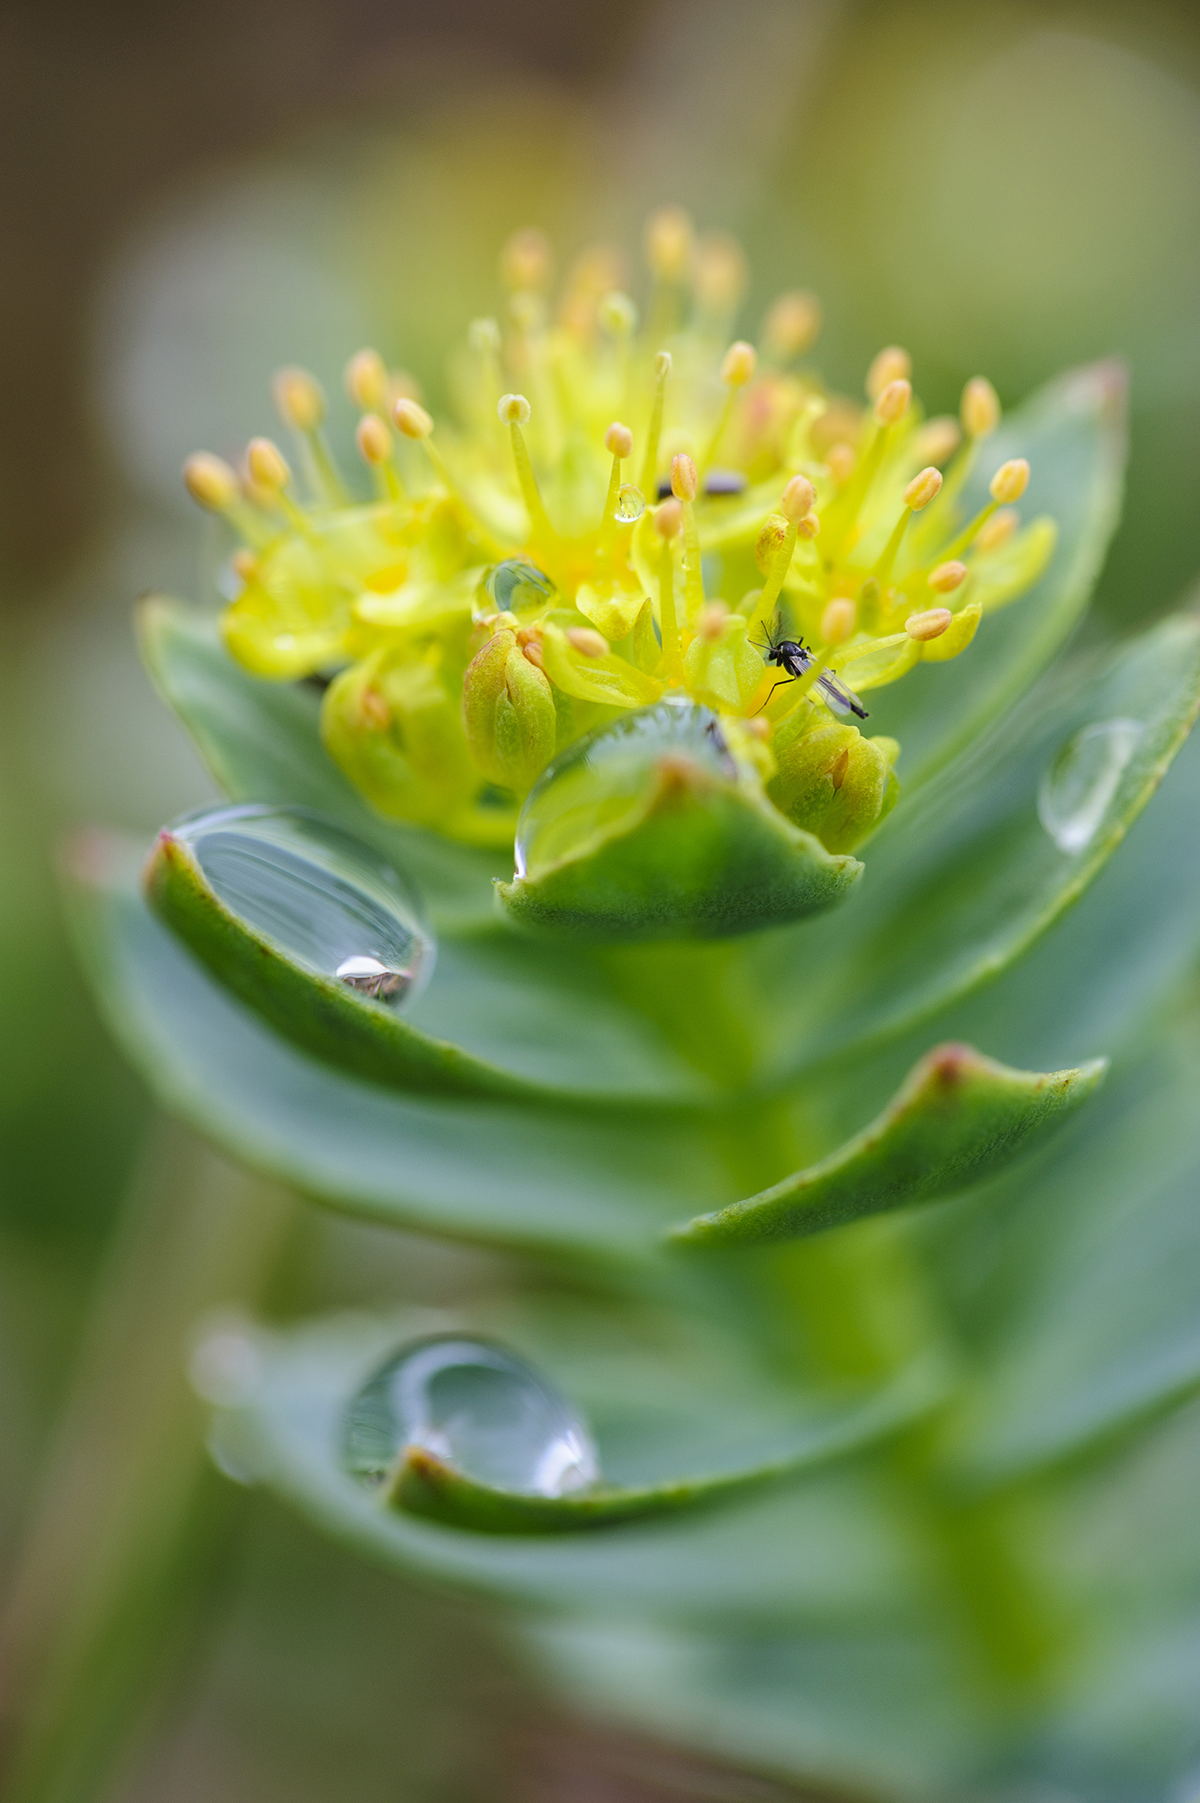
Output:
[753, 616, 868, 719]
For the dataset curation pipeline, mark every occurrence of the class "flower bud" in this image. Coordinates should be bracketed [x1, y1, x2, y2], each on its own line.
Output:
[605, 422, 634, 459]
[866, 347, 911, 401]
[345, 349, 389, 412]
[273, 367, 325, 431]
[671, 453, 699, 502]
[720, 341, 757, 387]
[905, 607, 953, 641]
[903, 466, 943, 511]
[762, 290, 821, 361]
[961, 376, 1000, 438]
[781, 475, 816, 524]
[874, 379, 912, 426]
[356, 415, 392, 465]
[183, 452, 238, 512]
[990, 458, 1030, 503]
[497, 393, 532, 427]
[768, 720, 899, 854]
[928, 560, 968, 594]
[394, 398, 434, 439]
[246, 436, 291, 492]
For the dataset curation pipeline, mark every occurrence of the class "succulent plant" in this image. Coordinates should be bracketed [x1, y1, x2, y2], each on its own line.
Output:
[69, 213, 1200, 1798]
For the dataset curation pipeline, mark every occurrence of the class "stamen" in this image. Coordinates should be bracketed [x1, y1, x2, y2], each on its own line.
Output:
[939, 458, 1031, 560]
[356, 414, 404, 500]
[467, 317, 504, 427]
[566, 627, 609, 658]
[914, 416, 962, 466]
[501, 228, 553, 293]
[694, 233, 748, 334]
[820, 597, 857, 645]
[928, 560, 967, 594]
[874, 379, 912, 427]
[827, 442, 856, 483]
[977, 507, 1019, 551]
[183, 450, 276, 548]
[746, 476, 812, 637]
[961, 376, 1001, 439]
[703, 340, 757, 469]
[639, 351, 671, 500]
[246, 435, 312, 534]
[644, 206, 694, 339]
[272, 366, 346, 504]
[601, 421, 634, 540]
[866, 347, 911, 402]
[345, 349, 389, 413]
[654, 499, 684, 682]
[905, 607, 953, 641]
[497, 393, 555, 542]
[762, 290, 821, 364]
[670, 452, 704, 622]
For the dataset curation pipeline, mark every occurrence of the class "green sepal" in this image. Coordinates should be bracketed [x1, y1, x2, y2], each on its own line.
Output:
[498, 759, 861, 942]
[672, 1044, 1106, 1247]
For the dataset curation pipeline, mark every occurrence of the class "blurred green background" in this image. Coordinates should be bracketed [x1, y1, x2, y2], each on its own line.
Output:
[3, 0, 1200, 1795]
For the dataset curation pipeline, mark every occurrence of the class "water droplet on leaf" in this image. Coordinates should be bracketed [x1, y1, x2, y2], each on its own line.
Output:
[1038, 718, 1144, 853]
[484, 557, 556, 613]
[514, 701, 735, 879]
[614, 483, 645, 524]
[345, 1335, 599, 1496]
[169, 803, 435, 1007]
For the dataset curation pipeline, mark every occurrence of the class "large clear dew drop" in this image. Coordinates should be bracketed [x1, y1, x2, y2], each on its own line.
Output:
[514, 700, 735, 880]
[169, 803, 435, 1007]
[1038, 718, 1144, 854]
[484, 556, 556, 614]
[345, 1335, 599, 1497]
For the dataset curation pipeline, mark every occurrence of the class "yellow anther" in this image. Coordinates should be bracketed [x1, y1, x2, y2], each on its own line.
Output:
[695, 233, 748, 313]
[698, 602, 729, 640]
[182, 452, 239, 512]
[566, 626, 610, 658]
[820, 597, 857, 644]
[501, 227, 553, 292]
[914, 416, 962, 465]
[497, 393, 532, 428]
[903, 466, 943, 511]
[797, 510, 821, 540]
[906, 607, 953, 641]
[929, 560, 968, 593]
[671, 454, 699, 502]
[977, 507, 1019, 551]
[246, 436, 291, 492]
[345, 349, 388, 412]
[655, 499, 682, 538]
[990, 458, 1030, 503]
[356, 415, 392, 466]
[644, 206, 694, 281]
[231, 548, 257, 582]
[874, 379, 912, 426]
[273, 366, 325, 432]
[762, 290, 821, 362]
[394, 398, 434, 439]
[866, 347, 912, 401]
[827, 442, 857, 483]
[962, 376, 1001, 439]
[720, 340, 757, 387]
[522, 638, 546, 669]
[467, 317, 501, 355]
[605, 422, 634, 459]
[754, 514, 788, 575]
[781, 475, 816, 523]
[599, 291, 638, 336]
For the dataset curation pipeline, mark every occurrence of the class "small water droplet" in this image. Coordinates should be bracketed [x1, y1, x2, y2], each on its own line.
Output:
[1038, 718, 1144, 854]
[345, 1335, 599, 1496]
[169, 803, 435, 1007]
[514, 702, 734, 880]
[614, 483, 645, 524]
[485, 557, 556, 613]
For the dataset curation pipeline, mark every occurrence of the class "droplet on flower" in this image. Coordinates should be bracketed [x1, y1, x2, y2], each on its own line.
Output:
[165, 802, 435, 1008]
[484, 557, 556, 613]
[514, 701, 735, 880]
[1038, 719, 1144, 854]
[344, 1335, 600, 1496]
[614, 484, 645, 524]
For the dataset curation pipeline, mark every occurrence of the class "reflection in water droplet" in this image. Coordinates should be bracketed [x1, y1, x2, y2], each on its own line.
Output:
[1038, 718, 1144, 854]
[514, 701, 735, 880]
[345, 1335, 599, 1496]
[169, 803, 435, 1007]
[614, 483, 645, 524]
[485, 557, 556, 613]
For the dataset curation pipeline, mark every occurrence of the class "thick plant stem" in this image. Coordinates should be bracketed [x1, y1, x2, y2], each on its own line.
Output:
[0, 1120, 292, 1803]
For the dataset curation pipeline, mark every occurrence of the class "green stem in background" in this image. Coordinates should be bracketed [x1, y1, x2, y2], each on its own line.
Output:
[0, 1123, 292, 1803]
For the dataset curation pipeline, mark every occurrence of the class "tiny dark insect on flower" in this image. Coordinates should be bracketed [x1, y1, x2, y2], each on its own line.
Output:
[754, 615, 868, 719]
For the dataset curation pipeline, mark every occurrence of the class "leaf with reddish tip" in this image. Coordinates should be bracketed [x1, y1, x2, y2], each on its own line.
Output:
[671, 1044, 1106, 1247]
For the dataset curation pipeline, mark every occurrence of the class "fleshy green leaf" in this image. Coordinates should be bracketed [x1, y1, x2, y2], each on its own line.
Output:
[867, 360, 1127, 792]
[499, 758, 860, 941]
[671, 1044, 1105, 1248]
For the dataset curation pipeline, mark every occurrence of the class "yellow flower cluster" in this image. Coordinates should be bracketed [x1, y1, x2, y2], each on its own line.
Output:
[183, 210, 1055, 851]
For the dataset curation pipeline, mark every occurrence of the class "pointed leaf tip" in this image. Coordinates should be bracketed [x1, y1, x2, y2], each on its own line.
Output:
[671, 1043, 1108, 1248]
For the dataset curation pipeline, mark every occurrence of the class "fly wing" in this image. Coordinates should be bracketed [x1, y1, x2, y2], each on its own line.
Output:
[817, 670, 868, 719]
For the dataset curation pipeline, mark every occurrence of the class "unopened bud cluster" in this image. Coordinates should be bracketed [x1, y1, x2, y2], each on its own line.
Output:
[182, 210, 1056, 856]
